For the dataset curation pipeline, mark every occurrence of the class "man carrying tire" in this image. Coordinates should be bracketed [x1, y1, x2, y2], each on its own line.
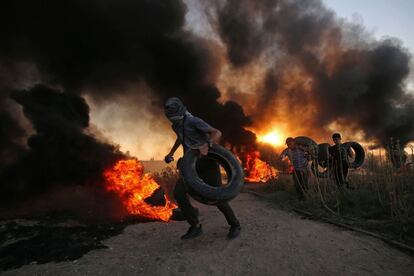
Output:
[164, 97, 241, 240]
[329, 133, 352, 188]
[280, 137, 310, 200]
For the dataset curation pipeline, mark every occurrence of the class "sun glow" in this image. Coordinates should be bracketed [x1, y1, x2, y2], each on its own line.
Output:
[258, 130, 285, 147]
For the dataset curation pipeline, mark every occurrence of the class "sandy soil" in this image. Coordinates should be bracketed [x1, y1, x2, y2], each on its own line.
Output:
[142, 161, 176, 173]
[2, 193, 413, 276]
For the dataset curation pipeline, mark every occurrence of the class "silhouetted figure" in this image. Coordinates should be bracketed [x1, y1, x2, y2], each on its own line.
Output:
[280, 137, 310, 200]
[164, 97, 240, 240]
[329, 133, 351, 188]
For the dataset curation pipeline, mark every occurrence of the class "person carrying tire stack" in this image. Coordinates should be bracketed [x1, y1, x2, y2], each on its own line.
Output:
[164, 97, 241, 240]
[280, 137, 310, 200]
[329, 133, 353, 188]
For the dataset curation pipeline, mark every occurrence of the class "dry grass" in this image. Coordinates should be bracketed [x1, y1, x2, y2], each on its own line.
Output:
[262, 145, 414, 245]
[152, 145, 414, 244]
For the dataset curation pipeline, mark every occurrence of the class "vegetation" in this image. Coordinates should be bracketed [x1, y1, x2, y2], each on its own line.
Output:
[261, 144, 414, 246]
[154, 143, 414, 245]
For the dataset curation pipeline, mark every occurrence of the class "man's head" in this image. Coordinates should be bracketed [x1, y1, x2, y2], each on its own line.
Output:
[332, 133, 342, 145]
[286, 137, 295, 149]
[164, 97, 187, 122]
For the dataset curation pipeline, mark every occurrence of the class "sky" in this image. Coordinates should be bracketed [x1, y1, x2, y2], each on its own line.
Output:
[324, 0, 414, 90]
[324, 0, 414, 54]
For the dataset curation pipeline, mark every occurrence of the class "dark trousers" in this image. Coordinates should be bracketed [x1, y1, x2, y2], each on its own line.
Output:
[174, 157, 240, 227]
[332, 163, 349, 187]
[292, 169, 309, 200]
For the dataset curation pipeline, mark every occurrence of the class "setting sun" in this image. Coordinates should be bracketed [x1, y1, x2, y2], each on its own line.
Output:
[258, 131, 285, 147]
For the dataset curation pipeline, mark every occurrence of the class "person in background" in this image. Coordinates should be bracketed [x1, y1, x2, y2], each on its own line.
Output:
[329, 133, 352, 188]
[164, 97, 241, 240]
[280, 137, 310, 200]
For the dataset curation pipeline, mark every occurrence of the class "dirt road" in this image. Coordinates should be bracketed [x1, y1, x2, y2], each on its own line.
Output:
[2, 193, 413, 275]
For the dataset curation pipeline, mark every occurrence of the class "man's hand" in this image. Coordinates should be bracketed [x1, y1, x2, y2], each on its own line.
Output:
[198, 143, 209, 156]
[164, 154, 174, 164]
[208, 128, 222, 144]
[165, 138, 180, 164]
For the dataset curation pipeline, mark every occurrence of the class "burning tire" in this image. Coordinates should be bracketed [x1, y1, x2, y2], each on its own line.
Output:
[343, 141, 365, 168]
[181, 144, 244, 205]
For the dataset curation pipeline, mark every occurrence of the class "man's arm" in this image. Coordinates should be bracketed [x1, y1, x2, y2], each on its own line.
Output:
[207, 127, 222, 144]
[280, 149, 288, 160]
[347, 147, 354, 158]
[192, 117, 221, 144]
[164, 138, 181, 163]
[191, 117, 222, 155]
[198, 127, 222, 155]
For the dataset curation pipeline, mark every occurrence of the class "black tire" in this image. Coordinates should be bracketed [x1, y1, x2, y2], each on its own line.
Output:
[342, 141, 365, 168]
[317, 143, 330, 168]
[181, 144, 244, 205]
[294, 136, 317, 147]
[294, 136, 318, 159]
[144, 187, 166, 206]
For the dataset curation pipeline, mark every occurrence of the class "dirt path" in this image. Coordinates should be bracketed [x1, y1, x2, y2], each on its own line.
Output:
[2, 193, 413, 275]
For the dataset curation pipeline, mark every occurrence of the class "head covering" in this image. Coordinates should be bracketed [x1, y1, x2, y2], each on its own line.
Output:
[164, 97, 187, 121]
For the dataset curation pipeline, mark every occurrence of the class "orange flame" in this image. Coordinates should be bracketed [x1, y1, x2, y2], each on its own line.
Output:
[103, 159, 176, 222]
[244, 151, 278, 183]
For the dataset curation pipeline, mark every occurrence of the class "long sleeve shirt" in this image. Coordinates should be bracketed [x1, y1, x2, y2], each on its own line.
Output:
[280, 148, 309, 171]
[171, 113, 212, 153]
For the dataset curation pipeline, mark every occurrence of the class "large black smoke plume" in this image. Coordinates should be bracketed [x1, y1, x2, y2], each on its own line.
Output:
[213, 0, 414, 147]
[0, 85, 124, 203]
[0, 0, 254, 204]
[0, 0, 254, 145]
[0, 0, 413, 206]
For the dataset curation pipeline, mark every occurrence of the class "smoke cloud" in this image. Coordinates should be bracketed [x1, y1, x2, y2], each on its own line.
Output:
[0, 0, 413, 205]
[212, 0, 414, 146]
[0, 0, 254, 203]
[0, 85, 124, 203]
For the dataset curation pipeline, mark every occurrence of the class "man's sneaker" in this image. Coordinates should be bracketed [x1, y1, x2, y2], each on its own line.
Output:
[227, 225, 241, 240]
[181, 224, 202, 240]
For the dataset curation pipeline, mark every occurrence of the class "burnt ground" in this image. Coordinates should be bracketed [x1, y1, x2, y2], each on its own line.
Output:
[0, 219, 129, 271]
[0, 213, 160, 272]
[1, 193, 414, 275]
